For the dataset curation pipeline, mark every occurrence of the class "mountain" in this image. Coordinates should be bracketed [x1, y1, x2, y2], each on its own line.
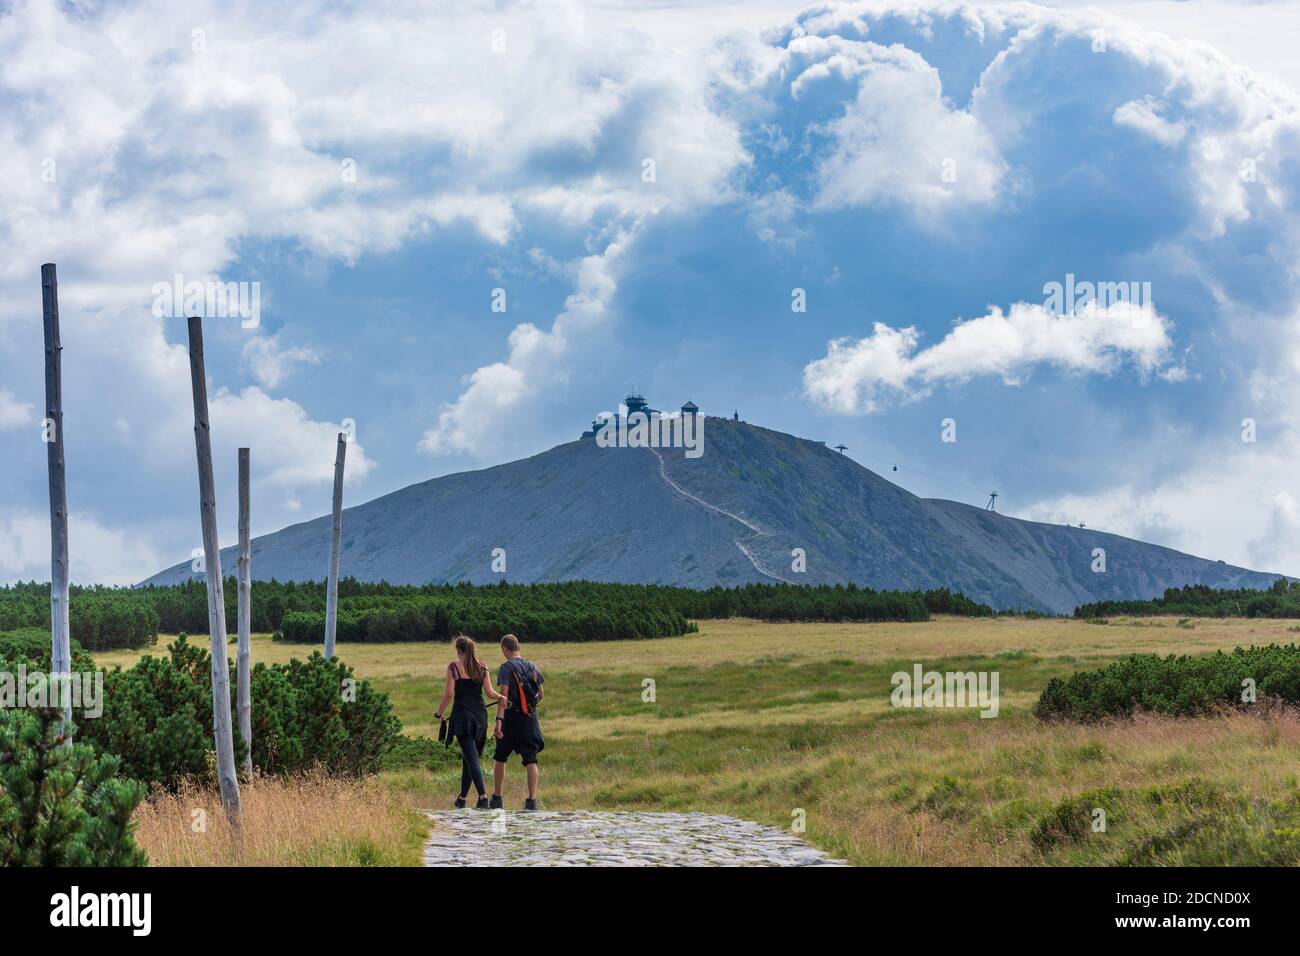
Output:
[140, 416, 1283, 613]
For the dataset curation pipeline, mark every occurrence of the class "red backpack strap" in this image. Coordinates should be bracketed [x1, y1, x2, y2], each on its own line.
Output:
[513, 671, 530, 715]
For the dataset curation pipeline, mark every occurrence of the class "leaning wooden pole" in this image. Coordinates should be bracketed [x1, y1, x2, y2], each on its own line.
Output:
[323, 432, 346, 659]
[186, 316, 241, 825]
[41, 264, 71, 741]
[236, 447, 253, 778]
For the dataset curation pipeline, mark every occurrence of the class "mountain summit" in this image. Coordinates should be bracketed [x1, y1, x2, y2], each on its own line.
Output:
[141, 411, 1281, 613]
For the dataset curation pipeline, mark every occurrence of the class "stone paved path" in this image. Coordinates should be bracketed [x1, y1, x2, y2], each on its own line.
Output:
[422, 809, 845, 867]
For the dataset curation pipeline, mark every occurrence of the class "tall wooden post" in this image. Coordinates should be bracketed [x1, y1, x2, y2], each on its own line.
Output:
[323, 432, 346, 658]
[236, 447, 253, 777]
[186, 316, 242, 825]
[41, 264, 71, 740]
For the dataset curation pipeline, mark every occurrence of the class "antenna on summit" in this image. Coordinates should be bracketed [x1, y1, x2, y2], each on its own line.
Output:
[985, 492, 998, 512]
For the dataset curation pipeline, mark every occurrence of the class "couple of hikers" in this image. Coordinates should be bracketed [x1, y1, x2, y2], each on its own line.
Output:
[435, 633, 545, 810]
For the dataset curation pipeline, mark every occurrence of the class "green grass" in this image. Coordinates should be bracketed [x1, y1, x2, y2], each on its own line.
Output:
[99, 615, 1300, 865]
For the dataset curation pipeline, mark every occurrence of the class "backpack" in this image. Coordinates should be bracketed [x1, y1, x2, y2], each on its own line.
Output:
[504, 658, 542, 716]
[502, 659, 545, 752]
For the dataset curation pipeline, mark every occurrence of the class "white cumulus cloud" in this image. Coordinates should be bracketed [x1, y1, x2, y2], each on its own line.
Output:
[0, 510, 163, 587]
[0, 388, 35, 429]
[799, 38, 1006, 211]
[1113, 97, 1188, 146]
[420, 231, 633, 455]
[804, 301, 1172, 414]
[209, 387, 374, 489]
[241, 335, 323, 390]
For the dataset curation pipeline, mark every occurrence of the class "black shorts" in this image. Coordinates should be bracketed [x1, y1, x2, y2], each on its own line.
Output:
[493, 734, 538, 766]
[493, 714, 541, 765]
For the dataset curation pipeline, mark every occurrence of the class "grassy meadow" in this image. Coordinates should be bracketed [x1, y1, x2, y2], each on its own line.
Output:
[96, 615, 1300, 866]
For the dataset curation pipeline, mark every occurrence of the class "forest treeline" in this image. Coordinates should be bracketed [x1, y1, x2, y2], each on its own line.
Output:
[1074, 579, 1300, 619]
[0, 579, 994, 647]
[0, 584, 159, 650]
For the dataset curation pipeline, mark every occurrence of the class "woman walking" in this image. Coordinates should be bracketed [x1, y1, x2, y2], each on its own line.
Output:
[435, 635, 505, 809]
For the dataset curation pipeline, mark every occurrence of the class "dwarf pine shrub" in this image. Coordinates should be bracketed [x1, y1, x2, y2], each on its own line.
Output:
[1034, 645, 1300, 721]
[0, 707, 146, 867]
[75, 636, 401, 789]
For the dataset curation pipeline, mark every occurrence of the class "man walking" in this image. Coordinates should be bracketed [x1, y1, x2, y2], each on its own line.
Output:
[490, 633, 545, 810]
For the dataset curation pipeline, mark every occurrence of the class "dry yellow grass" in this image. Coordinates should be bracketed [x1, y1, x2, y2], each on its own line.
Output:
[131, 771, 427, 866]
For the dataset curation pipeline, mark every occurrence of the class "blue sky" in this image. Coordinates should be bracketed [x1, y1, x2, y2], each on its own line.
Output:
[2, 0, 1300, 584]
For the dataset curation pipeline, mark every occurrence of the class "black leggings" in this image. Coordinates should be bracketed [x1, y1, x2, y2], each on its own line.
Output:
[458, 734, 486, 797]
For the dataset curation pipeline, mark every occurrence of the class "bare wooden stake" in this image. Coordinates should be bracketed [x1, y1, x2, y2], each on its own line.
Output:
[41, 264, 71, 742]
[186, 315, 242, 825]
[237, 447, 253, 778]
[323, 432, 346, 658]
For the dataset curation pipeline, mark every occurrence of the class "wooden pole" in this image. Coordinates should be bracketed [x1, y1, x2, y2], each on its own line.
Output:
[41, 264, 71, 741]
[236, 447, 253, 778]
[323, 432, 346, 658]
[186, 315, 241, 825]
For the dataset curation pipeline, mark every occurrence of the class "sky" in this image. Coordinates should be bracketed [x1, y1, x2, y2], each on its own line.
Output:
[2, 0, 1300, 585]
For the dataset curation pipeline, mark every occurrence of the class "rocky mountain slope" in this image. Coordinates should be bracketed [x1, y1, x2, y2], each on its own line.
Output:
[141, 418, 1282, 613]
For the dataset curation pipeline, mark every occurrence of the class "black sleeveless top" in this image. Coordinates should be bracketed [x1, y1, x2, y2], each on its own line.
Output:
[447, 662, 488, 740]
